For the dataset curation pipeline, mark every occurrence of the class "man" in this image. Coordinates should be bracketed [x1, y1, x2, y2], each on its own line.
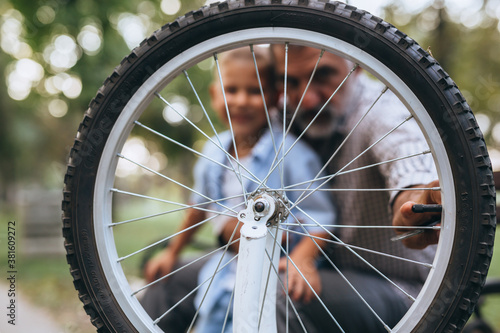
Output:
[271, 45, 441, 332]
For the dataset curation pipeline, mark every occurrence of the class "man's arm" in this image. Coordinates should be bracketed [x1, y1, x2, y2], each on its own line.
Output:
[392, 180, 441, 249]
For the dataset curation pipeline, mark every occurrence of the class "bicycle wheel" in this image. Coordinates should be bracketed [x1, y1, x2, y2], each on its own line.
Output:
[62, 1, 496, 332]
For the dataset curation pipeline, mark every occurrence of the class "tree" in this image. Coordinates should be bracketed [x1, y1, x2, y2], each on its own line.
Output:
[1, 0, 499, 203]
[0, 0, 209, 203]
[384, 0, 500, 148]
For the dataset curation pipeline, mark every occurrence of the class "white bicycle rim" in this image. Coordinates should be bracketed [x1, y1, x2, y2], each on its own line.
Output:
[93, 28, 455, 332]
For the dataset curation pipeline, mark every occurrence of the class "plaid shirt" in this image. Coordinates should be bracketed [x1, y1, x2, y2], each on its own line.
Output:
[315, 73, 438, 299]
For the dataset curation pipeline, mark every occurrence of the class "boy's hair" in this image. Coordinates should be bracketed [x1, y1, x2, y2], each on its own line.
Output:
[214, 46, 276, 89]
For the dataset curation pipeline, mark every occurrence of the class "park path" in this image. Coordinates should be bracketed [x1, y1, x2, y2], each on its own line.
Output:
[0, 283, 65, 333]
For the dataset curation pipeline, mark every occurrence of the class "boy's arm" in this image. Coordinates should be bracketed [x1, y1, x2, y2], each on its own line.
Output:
[278, 232, 328, 303]
[144, 207, 205, 283]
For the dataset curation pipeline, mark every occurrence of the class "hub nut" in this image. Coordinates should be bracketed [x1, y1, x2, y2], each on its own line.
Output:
[253, 199, 270, 217]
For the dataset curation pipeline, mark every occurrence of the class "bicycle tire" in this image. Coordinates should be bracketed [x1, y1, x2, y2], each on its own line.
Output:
[62, 1, 496, 332]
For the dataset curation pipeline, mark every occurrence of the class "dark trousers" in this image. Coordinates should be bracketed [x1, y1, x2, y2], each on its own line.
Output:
[141, 263, 409, 332]
[140, 257, 208, 332]
[276, 269, 409, 332]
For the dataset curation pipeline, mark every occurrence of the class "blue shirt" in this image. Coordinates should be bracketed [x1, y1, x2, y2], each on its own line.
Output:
[191, 128, 336, 332]
[191, 128, 336, 233]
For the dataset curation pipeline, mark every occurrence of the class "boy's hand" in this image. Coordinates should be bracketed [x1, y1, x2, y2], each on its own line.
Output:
[277, 231, 327, 303]
[278, 252, 321, 303]
[143, 248, 177, 283]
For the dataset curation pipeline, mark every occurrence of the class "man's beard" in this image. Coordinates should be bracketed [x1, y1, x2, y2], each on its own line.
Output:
[290, 104, 339, 140]
[287, 80, 358, 140]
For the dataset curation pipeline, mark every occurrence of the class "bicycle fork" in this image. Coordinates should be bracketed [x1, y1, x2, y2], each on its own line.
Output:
[233, 190, 289, 333]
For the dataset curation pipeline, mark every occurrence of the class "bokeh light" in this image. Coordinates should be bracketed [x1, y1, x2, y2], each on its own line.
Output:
[162, 96, 190, 125]
[116, 137, 168, 177]
[77, 25, 103, 55]
[115, 13, 149, 49]
[7, 58, 44, 100]
[36, 5, 56, 25]
[161, 0, 181, 16]
[48, 98, 68, 118]
[43, 34, 81, 72]
[1, 9, 33, 59]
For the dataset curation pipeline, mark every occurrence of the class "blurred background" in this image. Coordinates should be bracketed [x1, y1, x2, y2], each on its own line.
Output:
[0, 0, 499, 332]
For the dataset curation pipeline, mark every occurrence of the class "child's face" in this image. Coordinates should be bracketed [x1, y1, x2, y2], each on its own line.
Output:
[210, 58, 272, 141]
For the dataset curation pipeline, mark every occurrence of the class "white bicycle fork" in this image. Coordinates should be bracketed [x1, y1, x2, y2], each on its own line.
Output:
[233, 191, 287, 333]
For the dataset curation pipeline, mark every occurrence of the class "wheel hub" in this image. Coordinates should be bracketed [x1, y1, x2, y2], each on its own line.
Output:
[237, 189, 290, 238]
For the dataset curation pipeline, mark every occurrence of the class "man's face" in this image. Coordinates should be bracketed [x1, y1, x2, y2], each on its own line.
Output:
[273, 46, 355, 139]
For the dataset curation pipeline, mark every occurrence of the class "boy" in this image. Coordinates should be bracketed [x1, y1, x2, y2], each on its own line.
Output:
[144, 46, 335, 332]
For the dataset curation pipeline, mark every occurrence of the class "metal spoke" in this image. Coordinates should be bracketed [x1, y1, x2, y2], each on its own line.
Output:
[110, 187, 244, 208]
[287, 211, 392, 332]
[284, 149, 432, 190]
[132, 238, 241, 295]
[153, 252, 240, 325]
[213, 52, 249, 205]
[258, 63, 360, 188]
[183, 69, 224, 143]
[258, 227, 282, 329]
[280, 43, 289, 190]
[285, 49, 325, 136]
[262, 241, 309, 333]
[110, 188, 242, 226]
[266, 224, 345, 333]
[255, 46, 324, 190]
[183, 68, 262, 194]
[291, 114, 415, 209]
[222, 285, 235, 333]
[279, 227, 434, 268]
[291, 85, 388, 205]
[187, 217, 244, 332]
[280, 222, 440, 231]
[116, 201, 241, 262]
[154, 92, 263, 187]
[134, 121, 261, 186]
[285, 186, 441, 193]
[250, 44, 278, 157]
[292, 204, 416, 302]
[117, 153, 237, 214]
[283, 63, 359, 158]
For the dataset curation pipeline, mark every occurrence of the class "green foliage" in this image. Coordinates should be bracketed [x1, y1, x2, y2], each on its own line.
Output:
[1, 0, 499, 194]
[384, 1, 500, 149]
[0, 0, 209, 193]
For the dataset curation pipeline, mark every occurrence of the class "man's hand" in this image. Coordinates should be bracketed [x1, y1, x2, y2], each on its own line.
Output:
[392, 180, 441, 249]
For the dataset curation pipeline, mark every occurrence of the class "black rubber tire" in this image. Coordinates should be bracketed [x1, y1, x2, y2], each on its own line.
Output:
[62, 1, 496, 332]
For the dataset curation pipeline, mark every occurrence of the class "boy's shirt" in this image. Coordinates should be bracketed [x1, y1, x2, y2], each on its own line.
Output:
[191, 128, 336, 236]
[190, 127, 336, 332]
